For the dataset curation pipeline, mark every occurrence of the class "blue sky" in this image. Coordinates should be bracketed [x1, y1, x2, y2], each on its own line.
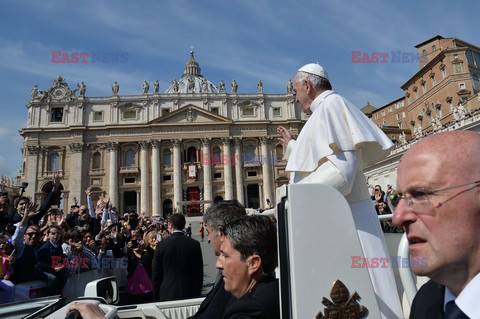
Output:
[0, 0, 477, 177]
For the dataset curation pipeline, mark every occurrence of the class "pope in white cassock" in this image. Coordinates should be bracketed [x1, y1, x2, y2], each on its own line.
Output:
[278, 63, 403, 319]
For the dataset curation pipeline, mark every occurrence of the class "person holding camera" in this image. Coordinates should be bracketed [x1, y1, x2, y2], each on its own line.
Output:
[10, 173, 62, 231]
[126, 234, 153, 303]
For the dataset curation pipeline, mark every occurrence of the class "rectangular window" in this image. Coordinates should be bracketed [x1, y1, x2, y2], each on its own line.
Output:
[388, 107, 392, 113]
[459, 83, 466, 90]
[381, 110, 385, 116]
[247, 171, 257, 177]
[213, 172, 222, 179]
[398, 122, 403, 128]
[163, 175, 172, 181]
[402, 112, 406, 118]
[123, 109, 137, 120]
[442, 68, 447, 79]
[396, 114, 401, 120]
[93, 111, 104, 122]
[162, 108, 171, 116]
[374, 113, 379, 120]
[273, 107, 281, 117]
[124, 177, 135, 184]
[50, 108, 64, 122]
[243, 107, 254, 116]
[455, 63, 464, 73]
[211, 107, 219, 115]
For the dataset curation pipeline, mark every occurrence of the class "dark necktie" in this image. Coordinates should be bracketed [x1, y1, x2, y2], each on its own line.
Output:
[444, 301, 469, 319]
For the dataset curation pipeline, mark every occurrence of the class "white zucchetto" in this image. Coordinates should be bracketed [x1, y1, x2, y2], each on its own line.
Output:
[298, 63, 329, 80]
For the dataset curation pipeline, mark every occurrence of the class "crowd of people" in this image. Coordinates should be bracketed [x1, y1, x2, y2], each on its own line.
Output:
[370, 184, 403, 233]
[0, 174, 175, 304]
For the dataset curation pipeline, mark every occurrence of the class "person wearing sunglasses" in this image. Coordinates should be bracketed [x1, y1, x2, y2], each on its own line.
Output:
[10, 201, 44, 284]
[392, 131, 480, 319]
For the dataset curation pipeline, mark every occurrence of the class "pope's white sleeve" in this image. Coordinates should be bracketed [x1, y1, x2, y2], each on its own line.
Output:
[285, 139, 296, 161]
[326, 151, 357, 196]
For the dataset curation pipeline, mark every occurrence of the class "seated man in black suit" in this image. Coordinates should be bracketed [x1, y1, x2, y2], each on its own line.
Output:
[152, 213, 203, 301]
[189, 200, 246, 319]
[391, 131, 480, 318]
[217, 215, 279, 319]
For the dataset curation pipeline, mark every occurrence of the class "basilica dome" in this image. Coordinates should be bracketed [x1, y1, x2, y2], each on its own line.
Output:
[164, 50, 219, 94]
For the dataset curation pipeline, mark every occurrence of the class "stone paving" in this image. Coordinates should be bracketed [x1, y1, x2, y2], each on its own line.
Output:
[186, 216, 218, 295]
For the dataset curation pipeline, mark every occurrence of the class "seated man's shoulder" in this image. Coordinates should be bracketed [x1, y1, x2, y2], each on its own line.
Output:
[224, 278, 279, 319]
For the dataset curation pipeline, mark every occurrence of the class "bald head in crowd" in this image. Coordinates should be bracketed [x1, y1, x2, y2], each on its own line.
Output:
[393, 131, 480, 296]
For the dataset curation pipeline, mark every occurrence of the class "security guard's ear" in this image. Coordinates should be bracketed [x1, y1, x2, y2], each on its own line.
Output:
[247, 254, 262, 275]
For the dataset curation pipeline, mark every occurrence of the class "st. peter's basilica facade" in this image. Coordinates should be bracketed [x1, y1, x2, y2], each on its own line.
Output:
[20, 51, 302, 216]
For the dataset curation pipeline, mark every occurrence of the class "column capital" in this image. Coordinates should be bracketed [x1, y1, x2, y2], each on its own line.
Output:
[221, 137, 231, 146]
[233, 137, 242, 145]
[259, 136, 272, 145]
[27, 145, 41, 155]
[200, 138, 211, 147]
[106, 142, 119, 152]
[138, 140, 150, 150]
[171, 138, 182, 147]
[69, 142, 85, 153]
[150, 139, 161, 149]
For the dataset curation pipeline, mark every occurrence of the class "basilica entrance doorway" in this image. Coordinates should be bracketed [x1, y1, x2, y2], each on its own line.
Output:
[186, 187, 201, 216]
[123, 191, 137, 213]
[246, 184, 260, 209]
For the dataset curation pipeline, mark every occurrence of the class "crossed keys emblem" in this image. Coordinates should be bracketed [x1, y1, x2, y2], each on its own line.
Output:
[316, 280, 368, 319]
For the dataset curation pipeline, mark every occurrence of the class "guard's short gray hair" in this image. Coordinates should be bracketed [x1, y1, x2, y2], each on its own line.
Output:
[203, 200, 246, 229]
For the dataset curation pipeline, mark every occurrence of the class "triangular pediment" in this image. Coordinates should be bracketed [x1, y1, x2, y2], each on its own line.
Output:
[150, 105, 232, 124]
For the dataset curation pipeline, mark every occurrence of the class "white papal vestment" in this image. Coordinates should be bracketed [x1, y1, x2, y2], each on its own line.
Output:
[285, 90, 403, 319]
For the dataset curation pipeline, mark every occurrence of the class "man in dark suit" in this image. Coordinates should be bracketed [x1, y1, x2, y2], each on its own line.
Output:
[152, 213, 203, 301]
[392, 131, 480, 318]
[188, 200, 246, 319]
[217, 215, 279, 319]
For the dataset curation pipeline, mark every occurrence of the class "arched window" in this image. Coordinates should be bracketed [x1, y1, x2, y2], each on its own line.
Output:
[48, 153, 60, 172]
[187, 147, 197, 164]
[245, 144, 256, 162]
[92, 151, 101, 169]
[125, 149, 136, 167]
[212, 146, 221, 165]
[275, 144, 283, 161]
[163, 149, 171, 166]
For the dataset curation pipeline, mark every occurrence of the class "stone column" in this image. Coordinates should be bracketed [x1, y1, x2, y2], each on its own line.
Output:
[172, 139, 183, 212]
[139, 141, 150, 214]
[260, 136, 273, 205]
[234, 138, 244, 205]
[151, 139, 161, 216]
[106, 142, 119, 207]
[201, 138, 213, 210]
[69, 143, 84, 206]
[25, 145, 41, 199]
[222, 137, 233, 200]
